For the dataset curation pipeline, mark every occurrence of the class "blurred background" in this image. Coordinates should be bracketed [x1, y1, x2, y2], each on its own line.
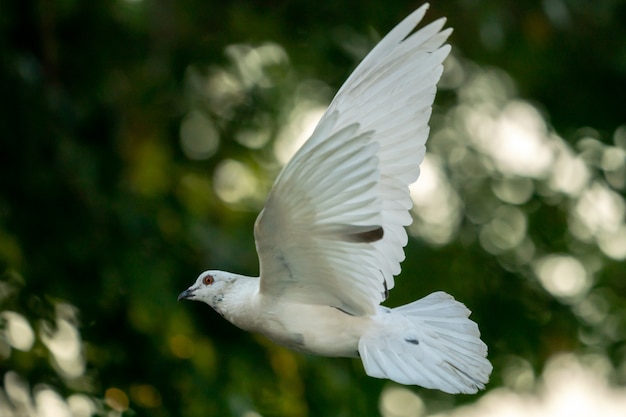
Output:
[1, 0, 626, 416]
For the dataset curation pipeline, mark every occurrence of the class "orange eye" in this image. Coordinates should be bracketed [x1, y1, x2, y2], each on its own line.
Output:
[202, 274, 214, 285]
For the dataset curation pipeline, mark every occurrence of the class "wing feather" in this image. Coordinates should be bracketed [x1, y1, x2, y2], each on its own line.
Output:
[255, 5, 452, 315]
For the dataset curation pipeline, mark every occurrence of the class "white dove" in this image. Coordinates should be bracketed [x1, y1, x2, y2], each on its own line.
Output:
[179, 4, 492, 394]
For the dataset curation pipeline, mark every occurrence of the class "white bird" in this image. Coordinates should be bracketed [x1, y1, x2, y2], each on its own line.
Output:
[179, 4, 492, 394]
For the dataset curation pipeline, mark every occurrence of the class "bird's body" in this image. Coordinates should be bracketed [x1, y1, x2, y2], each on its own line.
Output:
[198, 272, 370, 357]
[179, 3, 493, 394]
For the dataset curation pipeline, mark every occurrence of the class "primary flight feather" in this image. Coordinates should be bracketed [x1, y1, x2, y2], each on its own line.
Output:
[179, 3, 492, 394]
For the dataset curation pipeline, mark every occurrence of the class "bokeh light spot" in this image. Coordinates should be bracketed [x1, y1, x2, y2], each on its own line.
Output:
[67, 394, 96, 417]
[571, 182, 625, 243]
[40, 318, 85, 379]
[597, 225, 626, 260]
[105, 387, 129, 412]
[180, 110, 219, 160]
[574, 292, 609, 326]
[409, 155, 462, 245]
[35, 387, 71, 417]
[479, 205, 527, 254]
[613, 124, 626, 149]
[502, 356, 535, 391]
[534, 255, 589, 301]
[213, 159, 260, 206]
[130, 384, 162, 408]
[2, 311, 34, 352]
[380, 386, 424, 417]
[169, 334, 195, 359]
[488, 101, 554, 178]
[274, 103, 327, 165]
[492, 177, 534, 205]
[548, 148, 589, 196]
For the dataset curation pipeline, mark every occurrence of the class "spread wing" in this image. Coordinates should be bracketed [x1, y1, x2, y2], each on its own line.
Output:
[254, 5, 452, 316]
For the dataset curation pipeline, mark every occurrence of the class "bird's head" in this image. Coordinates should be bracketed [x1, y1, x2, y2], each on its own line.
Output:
[177, 270, 238, 308]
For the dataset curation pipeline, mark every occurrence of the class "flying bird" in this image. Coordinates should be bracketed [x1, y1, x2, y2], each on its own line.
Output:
[179, 3, 492, 394]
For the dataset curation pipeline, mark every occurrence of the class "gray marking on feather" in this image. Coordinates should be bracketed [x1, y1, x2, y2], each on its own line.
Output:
[344, 226, 384, 243]
[333, 306, 355, 316]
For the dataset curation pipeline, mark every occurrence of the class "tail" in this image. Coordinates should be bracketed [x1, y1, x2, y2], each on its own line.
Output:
[358, 292, 492, 394]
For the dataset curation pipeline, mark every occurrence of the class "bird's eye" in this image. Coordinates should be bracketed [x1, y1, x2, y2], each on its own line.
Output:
[203, 275, 214, 285]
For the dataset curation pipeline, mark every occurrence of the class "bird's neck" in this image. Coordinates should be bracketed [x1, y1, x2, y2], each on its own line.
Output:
[218, 274, 261, 331]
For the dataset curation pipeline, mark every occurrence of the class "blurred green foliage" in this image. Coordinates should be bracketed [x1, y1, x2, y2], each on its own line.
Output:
[1, 0, 625, 416]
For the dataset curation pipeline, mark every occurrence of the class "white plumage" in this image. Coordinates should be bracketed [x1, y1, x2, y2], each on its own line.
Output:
[179, 3, 492, 394]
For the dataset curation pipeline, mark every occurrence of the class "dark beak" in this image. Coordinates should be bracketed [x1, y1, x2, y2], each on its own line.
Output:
[177, 287, 196, 301]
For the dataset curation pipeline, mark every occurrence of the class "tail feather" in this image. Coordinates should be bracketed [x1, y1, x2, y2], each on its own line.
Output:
[358, 291, 492, 394]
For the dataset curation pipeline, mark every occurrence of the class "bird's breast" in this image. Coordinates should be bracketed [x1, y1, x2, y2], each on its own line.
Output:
[255, 299, 372, 358]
